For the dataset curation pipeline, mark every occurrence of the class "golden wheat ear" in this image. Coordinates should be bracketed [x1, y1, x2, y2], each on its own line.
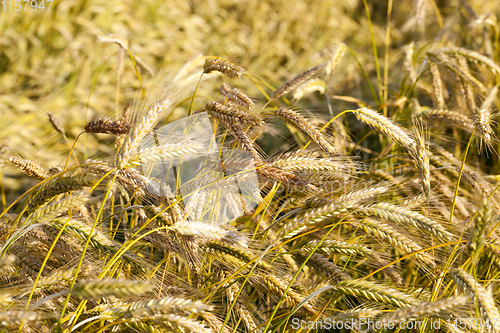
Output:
[8, 156, 48, 180]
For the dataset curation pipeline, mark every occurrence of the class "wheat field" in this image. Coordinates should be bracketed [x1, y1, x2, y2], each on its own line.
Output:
[1, 0, 500, 332]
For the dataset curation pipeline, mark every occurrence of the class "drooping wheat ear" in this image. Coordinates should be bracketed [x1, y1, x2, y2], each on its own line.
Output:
[353, 108, 416, 153]
[442, 47, 500, 76]
[474, 84, 498, 152]
[301, 239, 371, 256]
[429, 61, 446, 110]
[404, 42, 418, 85]
[292, 78, 326, 102]
[272, 62, 327, 99]
[468, 198, 493, 264]
[72, 278, 153, 300]
[429, 52, 487, 95]
[218, 83, 255, 110]
[335, 279, 419, 308]
[260, 274, 316, 314]
[361, 202, 451, 241]
[419, 109, 475, 132]
[451, 268, 500, 327]
[203, 56, 244, 78]
[205, 101, 263, 127]
[274, 108, 337, 155]
[353, 218, 434, 265]
[47, 112, 65, 135]
[411, 118, 431, 200]
[84, 117, 131, 135]
[380, 295, 469, 324]
[9, 156, 48, 180]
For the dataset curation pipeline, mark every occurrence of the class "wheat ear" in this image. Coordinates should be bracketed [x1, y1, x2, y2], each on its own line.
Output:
[353, 108, 416, 153]
[451, 268, 500, 329]
[9, 156, 47, 180]
[353, 218, 434, 265]
[274, 107, 337, 155]
[335, 279, 419, 308]
[84, 117, 131, 135]
[203, 56, 244, 78]
[272, 62, 327, 99]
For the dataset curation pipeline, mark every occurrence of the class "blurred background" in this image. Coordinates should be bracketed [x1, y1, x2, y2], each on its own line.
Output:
[0, 0, 498, 198]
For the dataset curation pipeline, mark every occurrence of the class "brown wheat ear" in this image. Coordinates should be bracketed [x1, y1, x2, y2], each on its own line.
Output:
[203, 56, 244, 78]
[47, 112, 65, 135]
[84, 117, 132, 135]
